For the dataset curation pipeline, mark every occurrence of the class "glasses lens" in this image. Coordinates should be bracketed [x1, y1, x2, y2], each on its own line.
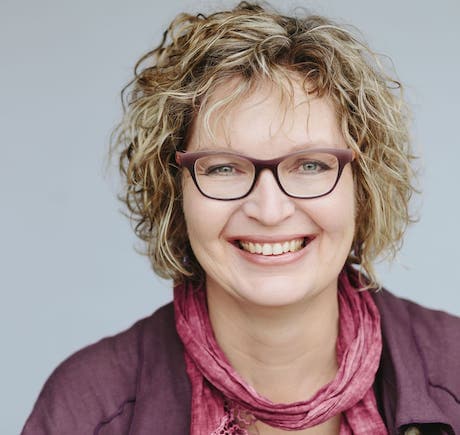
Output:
[278, 151, 339, 197]
[194, 153, 254, 199]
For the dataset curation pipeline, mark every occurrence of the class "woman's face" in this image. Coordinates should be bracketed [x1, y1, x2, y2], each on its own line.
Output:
[182, 77, 355, 308]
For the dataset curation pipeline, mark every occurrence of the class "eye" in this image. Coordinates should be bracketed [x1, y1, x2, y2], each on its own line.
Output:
[195, 154, 253, 178]
[297, 160, 330, 173]
[205, 164, 237, 176]
[301, 161, 319, 172]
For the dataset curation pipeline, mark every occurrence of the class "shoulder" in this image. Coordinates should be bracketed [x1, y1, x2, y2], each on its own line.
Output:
[373, 288, 459, 341]
[22, 303, 177, 435]
[372, 289, 460, 431]
[373, 288, 460, 363]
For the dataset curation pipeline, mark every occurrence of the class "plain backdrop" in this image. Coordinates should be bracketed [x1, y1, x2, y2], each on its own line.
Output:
[2, 0, 459, 433]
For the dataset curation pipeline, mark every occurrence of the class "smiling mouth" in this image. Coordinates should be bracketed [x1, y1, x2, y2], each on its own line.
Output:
[237, 238, 309, 256]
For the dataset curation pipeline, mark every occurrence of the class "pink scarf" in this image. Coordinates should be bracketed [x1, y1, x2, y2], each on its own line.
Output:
[174, 268, 387, 434]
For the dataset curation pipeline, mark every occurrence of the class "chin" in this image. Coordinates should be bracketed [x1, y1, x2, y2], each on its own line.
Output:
[231, 275, 328, 308]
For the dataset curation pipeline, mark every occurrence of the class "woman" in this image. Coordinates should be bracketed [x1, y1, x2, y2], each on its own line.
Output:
[22, 2, 459, 434]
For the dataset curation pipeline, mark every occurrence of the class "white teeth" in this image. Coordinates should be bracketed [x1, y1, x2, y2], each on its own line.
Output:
[239, 238, 306, 256]
[262, 244, 272, 255]
[273, 243, 283, 255]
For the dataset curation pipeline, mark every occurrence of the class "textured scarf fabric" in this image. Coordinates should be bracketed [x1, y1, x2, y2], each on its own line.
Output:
[174, 268, 387, 434]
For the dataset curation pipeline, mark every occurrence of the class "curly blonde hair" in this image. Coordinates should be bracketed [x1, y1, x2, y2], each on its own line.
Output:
[112, 1, 417, 288]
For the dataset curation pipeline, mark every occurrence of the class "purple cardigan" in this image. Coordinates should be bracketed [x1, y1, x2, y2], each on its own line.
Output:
[22, 290, 460, 435]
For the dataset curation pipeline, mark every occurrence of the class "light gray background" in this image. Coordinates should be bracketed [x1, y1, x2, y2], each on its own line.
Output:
[2, 0, 459, 433]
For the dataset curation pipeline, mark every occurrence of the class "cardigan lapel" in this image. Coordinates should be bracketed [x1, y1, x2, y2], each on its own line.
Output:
[372, 290, 454, 434]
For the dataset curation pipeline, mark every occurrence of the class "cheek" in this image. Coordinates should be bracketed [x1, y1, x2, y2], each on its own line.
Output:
[182, 178, 208, 242]
[312, 173, 355, 234]
[311, 203, 355, 236]
[181, 177, 231, 244]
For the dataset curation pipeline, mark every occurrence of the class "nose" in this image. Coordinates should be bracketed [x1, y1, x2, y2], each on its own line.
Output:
[241, 169, 296, 225]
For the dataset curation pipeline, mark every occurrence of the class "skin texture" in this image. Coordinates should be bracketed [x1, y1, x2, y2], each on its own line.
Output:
[181, 76, 355, 433]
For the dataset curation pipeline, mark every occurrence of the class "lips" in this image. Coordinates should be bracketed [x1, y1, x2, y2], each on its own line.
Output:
[237, 237, 309, 256]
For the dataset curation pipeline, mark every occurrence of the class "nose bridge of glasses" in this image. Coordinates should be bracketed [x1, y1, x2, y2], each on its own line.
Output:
[251, 159, 286, 195]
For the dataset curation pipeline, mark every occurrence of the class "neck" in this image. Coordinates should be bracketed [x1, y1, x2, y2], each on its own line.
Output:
[207, 281, 340, 403]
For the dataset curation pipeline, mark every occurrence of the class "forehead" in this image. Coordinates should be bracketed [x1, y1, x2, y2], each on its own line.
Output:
[187, 74, 344, 155]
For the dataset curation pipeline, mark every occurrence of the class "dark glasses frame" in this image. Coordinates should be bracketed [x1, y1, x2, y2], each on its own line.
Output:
[175, 147, 355, 200]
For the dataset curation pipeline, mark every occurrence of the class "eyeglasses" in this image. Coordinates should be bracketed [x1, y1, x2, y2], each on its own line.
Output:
[175, 148, 355, 200]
